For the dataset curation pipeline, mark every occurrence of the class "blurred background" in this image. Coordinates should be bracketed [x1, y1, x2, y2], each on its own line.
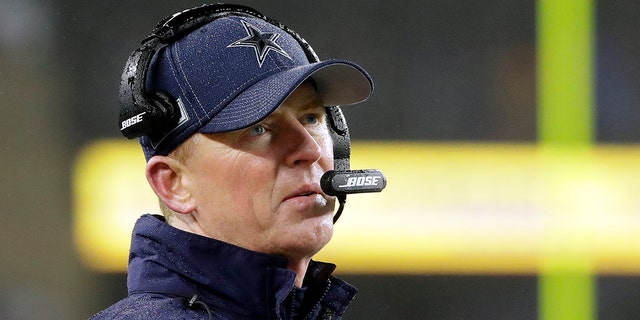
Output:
[2, 0, 640, 319]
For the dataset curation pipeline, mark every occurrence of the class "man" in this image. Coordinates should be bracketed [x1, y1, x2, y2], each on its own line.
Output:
[90, 3, 374, 319]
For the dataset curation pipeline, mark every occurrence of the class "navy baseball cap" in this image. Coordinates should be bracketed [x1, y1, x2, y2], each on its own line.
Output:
[140, 13, 373, 160]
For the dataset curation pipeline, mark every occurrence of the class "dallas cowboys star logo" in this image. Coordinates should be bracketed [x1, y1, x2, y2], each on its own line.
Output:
[227, 20, 292, 68]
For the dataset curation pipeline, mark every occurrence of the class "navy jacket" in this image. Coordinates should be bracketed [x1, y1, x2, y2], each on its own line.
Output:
[89, 214, 357, 319]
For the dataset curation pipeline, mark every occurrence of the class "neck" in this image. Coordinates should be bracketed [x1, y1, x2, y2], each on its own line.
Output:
[287, 258, 311, 288]
[168, 213, 313, 288]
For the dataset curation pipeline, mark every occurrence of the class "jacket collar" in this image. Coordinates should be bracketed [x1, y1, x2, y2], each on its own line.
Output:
[126, 214, 348, 317]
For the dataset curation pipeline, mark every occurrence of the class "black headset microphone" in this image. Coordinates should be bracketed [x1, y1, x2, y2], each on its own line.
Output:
[320, 169, 386, 223]
[321, 169, 386, 196]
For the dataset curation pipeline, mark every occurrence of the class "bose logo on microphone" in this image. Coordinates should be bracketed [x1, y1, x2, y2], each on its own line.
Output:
[338, 176, 381, 188]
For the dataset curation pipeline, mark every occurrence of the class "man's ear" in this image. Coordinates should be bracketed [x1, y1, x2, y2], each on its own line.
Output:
[146, 156, 196, 214]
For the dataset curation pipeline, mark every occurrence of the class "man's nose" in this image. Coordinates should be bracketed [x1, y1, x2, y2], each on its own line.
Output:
[283, 120, 323, 167]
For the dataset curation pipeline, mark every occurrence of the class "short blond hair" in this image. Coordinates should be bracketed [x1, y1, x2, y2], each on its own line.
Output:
[157, 133, 201, 223]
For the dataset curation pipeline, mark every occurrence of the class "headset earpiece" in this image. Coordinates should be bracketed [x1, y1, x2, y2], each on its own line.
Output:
[119, 42, 164, 139]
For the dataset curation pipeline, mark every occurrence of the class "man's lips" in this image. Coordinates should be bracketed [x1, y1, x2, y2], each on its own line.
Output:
[280, 182, 333, 216]
[283, 184, 325, 202]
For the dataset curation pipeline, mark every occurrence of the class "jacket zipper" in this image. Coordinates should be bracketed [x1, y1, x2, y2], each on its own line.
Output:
[302, 279, 332, 320]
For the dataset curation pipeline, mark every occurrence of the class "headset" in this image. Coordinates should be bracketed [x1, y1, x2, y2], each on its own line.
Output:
[119, 4, 384, 223]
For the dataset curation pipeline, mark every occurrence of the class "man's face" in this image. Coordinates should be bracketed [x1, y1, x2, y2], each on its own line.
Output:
[181, 82, 336, 259]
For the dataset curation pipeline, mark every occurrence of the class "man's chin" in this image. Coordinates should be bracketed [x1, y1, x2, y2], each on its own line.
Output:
[279, 223, 334, 257]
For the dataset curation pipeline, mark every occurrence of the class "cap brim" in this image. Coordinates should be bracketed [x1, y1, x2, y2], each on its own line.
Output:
[199, 59, 373, 133]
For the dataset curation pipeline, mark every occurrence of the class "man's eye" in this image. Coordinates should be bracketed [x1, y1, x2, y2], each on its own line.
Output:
[249, 125, 266, 136]
[304, 114, 320, 125]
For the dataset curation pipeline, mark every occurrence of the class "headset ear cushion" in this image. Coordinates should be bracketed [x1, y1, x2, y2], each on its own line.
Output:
[147, 90, 180, 131]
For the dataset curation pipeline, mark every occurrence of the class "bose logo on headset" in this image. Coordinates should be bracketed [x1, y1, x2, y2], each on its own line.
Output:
[121, 112, 147, 131]
[338, 175, 383, 188]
